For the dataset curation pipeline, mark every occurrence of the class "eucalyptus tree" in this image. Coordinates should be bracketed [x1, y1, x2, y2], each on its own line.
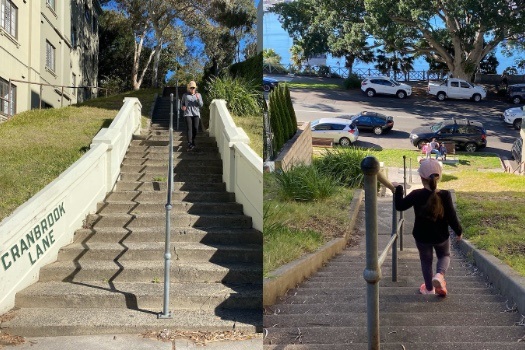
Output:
[199, 0, 257, 76]
[364, 0, 525, 80]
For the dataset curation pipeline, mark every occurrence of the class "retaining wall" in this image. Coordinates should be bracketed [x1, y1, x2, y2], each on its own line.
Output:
[274, 122, 312, 171]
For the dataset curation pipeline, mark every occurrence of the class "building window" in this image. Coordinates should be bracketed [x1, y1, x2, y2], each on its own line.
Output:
[71, 25, 77, 47]
[0, 78, 16, 116]
[0, 0, 18, 38]
[46, 0, 55, 11]
[84, 5, 91, 29]
[46, 40, 56, 72]
[72, 73, 76, 96]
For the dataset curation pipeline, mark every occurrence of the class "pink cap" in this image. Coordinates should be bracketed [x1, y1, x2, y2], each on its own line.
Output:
[418, 158, 442, 179]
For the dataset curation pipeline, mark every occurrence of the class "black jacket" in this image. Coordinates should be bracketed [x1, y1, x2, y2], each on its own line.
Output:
[394, 186, 462, 244]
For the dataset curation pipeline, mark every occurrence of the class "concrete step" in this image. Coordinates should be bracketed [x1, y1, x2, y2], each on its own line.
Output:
[73, 227, 263, 245]
[263, 326, 524, 345]
[263, 311, 521, 328]
[298, 279, 493, 289]
[2, 307, 261, 337]
[133, 133, 212, 141]
[314, 264, 478, 277]
[130, 139, 218, 149]
[123, 152, 220, 161]
[267, 299, 510, 315]
[86, 213, 252, 229]
[103, 190, 235, 203]
[120, 163, 223, 173]
[131, 137, 216, 146]
[57, 242, 262, 263]
[121, 158, 223, 167]
[263, 343, 525, 350]
[38, 260, 262, 283]
[113, 181, 226, 192]
[16, 281, 261, 310]
[127, 143, 219, 153]
[97, 201, 243, 215]
[126, 145, 219, 157]
[305, 273, 488, 284]
[285, 285, 501, 297]
[119, 172, 224, 182]
[279, 292, 506, 306]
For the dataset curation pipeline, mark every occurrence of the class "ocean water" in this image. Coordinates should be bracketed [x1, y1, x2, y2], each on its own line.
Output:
[263, 12, 517, 74]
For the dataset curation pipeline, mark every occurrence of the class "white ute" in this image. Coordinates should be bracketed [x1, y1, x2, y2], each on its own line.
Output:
[428, 78, 486, 102]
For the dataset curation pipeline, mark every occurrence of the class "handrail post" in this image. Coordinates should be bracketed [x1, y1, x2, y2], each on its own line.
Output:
[391, 200, 398, 282]
[361, 156, 382, 350]
[400, 156, 407, 251]
[158, 93, 174, 319]
[176, 82, 180, 131]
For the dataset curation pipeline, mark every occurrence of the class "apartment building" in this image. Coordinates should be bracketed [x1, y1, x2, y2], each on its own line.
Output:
[0, 0, 102, 121]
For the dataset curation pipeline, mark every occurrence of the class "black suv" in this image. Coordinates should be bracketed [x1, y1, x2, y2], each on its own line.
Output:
[409, 119, 487, 152]
[507, 84, 525, 104]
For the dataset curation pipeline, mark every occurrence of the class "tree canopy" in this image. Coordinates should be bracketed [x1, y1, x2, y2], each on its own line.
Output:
[271, 0, 376, 71]
[364, 0, 525, 79]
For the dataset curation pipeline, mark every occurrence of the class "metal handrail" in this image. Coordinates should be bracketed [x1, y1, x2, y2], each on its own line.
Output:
[361, 155, 406, 350]
[158, 90, 175, 319]
[6, 79, 108, 118]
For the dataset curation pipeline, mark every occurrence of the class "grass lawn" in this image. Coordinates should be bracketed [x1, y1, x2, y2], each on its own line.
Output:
[0, 89, 159, 221]
[231, 113, 263, 158]
[264, 172, 355, 276]
[287, 82, 344, 90]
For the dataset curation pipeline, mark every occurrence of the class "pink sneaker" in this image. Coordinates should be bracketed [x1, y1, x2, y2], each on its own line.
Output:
[419, 283, 435, 295]
[432, 273, 448, 297]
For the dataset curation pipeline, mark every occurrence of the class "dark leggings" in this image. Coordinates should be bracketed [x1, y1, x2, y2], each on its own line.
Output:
[416, 238, 451, 291]
[186, 116, 200, 145]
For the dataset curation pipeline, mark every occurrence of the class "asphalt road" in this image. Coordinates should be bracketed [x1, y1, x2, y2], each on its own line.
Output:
[270, 75, 521, 162]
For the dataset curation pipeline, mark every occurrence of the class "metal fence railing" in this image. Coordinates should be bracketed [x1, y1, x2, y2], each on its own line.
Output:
[263, 62, 449, 81]
[361, 155, 407, 349]
[2, 79, 108, 120]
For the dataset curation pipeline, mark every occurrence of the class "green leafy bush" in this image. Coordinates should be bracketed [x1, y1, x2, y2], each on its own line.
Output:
[205, 74, 262, 116]
[275, 164, 337, 201]
[343, 73, 362, 89]
[314, 147, 369, 187]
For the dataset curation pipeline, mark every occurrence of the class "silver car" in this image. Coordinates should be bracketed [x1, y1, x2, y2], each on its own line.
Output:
[311, 118, 359, 146]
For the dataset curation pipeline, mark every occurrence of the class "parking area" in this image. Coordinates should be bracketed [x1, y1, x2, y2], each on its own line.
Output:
[270, 75, 522, 169]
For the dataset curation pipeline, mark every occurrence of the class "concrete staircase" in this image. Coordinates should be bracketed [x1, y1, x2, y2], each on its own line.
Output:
[263, 194, 524, 349]
[3, 95, 263, 336]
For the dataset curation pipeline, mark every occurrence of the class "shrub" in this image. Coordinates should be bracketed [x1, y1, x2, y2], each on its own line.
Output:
[205, 74, 261, 116]
[343, 73, 362, 90]
[230, 53, 262, 83]
[314, 147, 369, 188]
[275, 164, 337, 201]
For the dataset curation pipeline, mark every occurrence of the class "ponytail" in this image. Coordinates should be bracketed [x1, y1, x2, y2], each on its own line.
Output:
[422, 174, 444, 221]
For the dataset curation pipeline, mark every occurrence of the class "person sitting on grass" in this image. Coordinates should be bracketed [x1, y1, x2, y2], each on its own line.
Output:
[429, 138, 441, 160]
[421, 142, 431, 159]
[438, 142, 447, 161]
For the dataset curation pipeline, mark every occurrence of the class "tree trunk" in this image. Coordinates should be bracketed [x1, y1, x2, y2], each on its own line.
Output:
[151, 40, 163, 88]
[345, 54, 355, 74]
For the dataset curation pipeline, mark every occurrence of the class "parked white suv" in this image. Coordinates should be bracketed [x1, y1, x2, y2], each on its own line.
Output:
[361, 77, 412, 99]
[311, 118, 359, 146]
[501, 106, 523, 130]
